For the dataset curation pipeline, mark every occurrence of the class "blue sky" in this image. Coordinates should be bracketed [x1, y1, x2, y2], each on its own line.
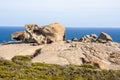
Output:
[0, 0, 120, 27]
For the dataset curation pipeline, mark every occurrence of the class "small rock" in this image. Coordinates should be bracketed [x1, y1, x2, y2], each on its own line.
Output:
[71, 37, 78, 41]
[30, 43, 39, 46]
[66, 40, 72, 43]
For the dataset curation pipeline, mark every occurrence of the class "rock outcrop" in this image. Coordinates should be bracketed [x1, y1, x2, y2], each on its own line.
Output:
[97, 32, 112, 43]
[79, 34, 98, 42]
[32, 41, 120, 70]
[11, 23, 65, 44]
[79, 32, 112, 43]
[11, 31, 28, 41]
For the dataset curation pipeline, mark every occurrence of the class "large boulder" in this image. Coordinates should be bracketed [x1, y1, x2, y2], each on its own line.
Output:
[97, 32, 112, 43]
[11, 23, 66, 44]
[41, 23, 65, 43]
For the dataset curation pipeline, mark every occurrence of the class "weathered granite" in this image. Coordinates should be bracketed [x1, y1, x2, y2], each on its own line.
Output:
[97, 32, 112, 43]
[11, 23, 65, 44]
[32, 41, 120, 70]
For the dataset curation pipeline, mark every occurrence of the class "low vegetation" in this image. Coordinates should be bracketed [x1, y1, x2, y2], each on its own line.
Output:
[0, 55, 120, 80]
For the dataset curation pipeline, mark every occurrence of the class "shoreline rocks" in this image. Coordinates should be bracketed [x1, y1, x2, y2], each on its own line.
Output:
[78, 32, 112, 43]
[71, 37, 78, 41]
[97, 32, 112, 43]
[79, 34, 98, 42]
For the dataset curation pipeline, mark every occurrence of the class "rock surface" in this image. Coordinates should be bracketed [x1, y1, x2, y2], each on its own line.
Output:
[0, 43, 42, 60]
[11, 23, 65, 44]
[32, 41, 120, 70]
[0, 40, 120, 70]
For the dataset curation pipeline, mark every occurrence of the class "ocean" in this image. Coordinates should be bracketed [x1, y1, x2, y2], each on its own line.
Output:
[0, 27, 120, 43]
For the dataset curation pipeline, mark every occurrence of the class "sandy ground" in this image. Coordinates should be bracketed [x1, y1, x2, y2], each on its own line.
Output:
[0, 43, 42, 60]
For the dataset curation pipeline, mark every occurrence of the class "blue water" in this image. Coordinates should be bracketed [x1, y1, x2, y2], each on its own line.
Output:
[0, 27, 25, 43]
[0, 27, 120, 43]
[66, 28, 120, 42]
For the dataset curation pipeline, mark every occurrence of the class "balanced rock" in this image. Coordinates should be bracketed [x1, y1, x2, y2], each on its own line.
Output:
[97, 32, 112, 43]
[11, 23, 65, 44]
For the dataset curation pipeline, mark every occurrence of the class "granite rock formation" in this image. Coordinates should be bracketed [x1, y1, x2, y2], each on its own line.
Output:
[79, 34, 98, 42]
[11, 31, 28, 42]
[97, 32, 113, 43]
[32, 41, 120, 70]
[11, 23, 65, 44]
[79, 32, 112, 43]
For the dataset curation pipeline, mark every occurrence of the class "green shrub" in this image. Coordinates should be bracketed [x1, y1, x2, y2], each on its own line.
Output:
[0, 56, 120, 80]
[11, 55, 32, 65]
[0, 71, 15, 79]
[0, 59, 14, 66]
[80, 64, 98, 69]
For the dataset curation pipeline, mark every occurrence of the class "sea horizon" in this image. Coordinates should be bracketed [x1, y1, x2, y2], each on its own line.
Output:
[0, 26, 120, 28]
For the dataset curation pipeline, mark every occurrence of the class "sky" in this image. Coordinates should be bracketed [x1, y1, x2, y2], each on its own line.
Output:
[0, 0, 120, 27]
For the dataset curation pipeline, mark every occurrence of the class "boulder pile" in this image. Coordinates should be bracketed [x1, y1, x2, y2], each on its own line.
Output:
[79, 34, 98, 42]
[77, 32, 112, 43]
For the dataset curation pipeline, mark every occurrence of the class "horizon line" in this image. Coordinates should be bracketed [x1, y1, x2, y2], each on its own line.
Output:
[0, 25, 120, 28]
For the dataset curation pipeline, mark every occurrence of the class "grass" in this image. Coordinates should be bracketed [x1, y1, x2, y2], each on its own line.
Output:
[0, 55, 120, 80]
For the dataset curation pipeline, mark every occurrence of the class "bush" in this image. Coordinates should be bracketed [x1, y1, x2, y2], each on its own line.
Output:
[80, 64, 98, 69]
[11, 55, 32, 65]
[0, 59, 14, 66]
[0, 56, 120, 80]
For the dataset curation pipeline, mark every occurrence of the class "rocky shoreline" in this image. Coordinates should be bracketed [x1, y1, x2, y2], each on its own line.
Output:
[0, 23, 120, 70]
